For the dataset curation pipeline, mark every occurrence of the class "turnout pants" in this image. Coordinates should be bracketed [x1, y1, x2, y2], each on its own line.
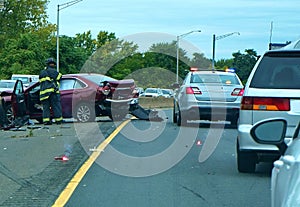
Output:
[42, 93, 63, 123]
[0, 102, 7, 127]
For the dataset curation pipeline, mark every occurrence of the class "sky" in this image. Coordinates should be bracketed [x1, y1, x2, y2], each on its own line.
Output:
[46, 0, 300, 60]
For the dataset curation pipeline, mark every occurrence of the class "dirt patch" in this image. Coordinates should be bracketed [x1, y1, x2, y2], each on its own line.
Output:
[138, 97, 174, 109]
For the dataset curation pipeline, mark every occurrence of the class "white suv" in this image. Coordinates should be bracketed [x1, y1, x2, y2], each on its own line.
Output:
[237, 39, 300, 173]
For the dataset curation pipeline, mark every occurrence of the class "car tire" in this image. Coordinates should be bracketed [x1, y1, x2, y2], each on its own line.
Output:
[5, 104, 14, 125]
[173, 102, 177, 123]
[230, 116, 239, 129]
[74, 102, 95, 123]
[236, 141, 257, 173]
[177, 109, 187, 126]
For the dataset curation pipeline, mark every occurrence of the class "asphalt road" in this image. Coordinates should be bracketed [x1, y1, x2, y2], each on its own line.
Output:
[64, 110, 273, 207]
[0, 109, 273, 207]
[0, 117, 116, 207]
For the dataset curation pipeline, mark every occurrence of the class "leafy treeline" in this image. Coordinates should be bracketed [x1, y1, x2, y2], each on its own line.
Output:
[0, 0, 258, 88]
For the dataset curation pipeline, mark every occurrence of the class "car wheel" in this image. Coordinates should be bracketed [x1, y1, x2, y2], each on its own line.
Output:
[236, 141, 257, 173]
[177, 109, 187, 126]
[5, 104, 14, 125]
[230, 115, 239, 128]
[173, 102, 177, 123]
[75, 102, 95, 123]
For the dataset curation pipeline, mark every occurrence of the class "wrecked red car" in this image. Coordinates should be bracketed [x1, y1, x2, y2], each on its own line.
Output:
[2, 73, 139, 124]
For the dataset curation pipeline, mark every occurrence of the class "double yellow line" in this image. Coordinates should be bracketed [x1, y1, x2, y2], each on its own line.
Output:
[52, 119, 131, 207]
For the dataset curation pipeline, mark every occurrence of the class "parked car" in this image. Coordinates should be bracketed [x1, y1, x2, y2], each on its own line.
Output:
[136, 87, 144, 96]
[237, 39, 300, 173]
[0, 80, 16, 92]
[2, 73, 139, 124]
[173, 68, 244, 126]
[11, 74, 39, 87]
[251, 118, 300, 207]
[143, 88, 162, 97]
[161, 89, 173, 98]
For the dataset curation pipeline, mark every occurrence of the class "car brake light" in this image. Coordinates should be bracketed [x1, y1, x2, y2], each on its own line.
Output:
[231, 88, 244, 96]
[241, 97, 290, 111]
[102, 85, 111, 95]
[186, 87, 202, 94]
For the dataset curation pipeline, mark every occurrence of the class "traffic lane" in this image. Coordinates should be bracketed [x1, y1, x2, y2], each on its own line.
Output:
[65, 110, 272, 207]
[0, 118, 117, 206]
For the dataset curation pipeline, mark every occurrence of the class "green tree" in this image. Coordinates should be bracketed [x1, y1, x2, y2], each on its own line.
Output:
[0, 32, 50, 79]
[74, 30, 116, 57]
[190, 52, 211, 69]
[81, 38, 139, 78]
[0, 0, 52, 48]
[0, 0, 55, 78]
[56, 35, 89, 74]
[232, 49, 258, 83]
[147, 41, 190, 79]
[215, 58, 234, 70]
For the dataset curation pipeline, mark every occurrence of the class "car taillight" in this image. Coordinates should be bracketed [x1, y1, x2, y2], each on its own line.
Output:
[102, 85, 111, 95]
[241, 97, 290, 111]
[231, 88, 244, 96]
[186, 87, 202, 94]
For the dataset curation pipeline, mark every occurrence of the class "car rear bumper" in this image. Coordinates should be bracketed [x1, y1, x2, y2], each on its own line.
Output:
[180, 102, 240, 121]
[101, 98, 138, 110]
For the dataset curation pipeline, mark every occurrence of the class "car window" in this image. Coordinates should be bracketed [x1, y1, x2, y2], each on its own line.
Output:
[74, 80, 86, 89]
[145, 88, 157, 93]
[82, 74, 116, 84]
[12, 77, 29, 84]
[14, 81, 23, 95]
[60, 79, 86, 90]
[250, 55, 300, 89]
[0, 81, 15, 88]
[60, 79, 76, 90]
[191, 74, 239, 85]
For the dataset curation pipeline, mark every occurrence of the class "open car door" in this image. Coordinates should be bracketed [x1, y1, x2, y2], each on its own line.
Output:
[11, 80, 29, 127]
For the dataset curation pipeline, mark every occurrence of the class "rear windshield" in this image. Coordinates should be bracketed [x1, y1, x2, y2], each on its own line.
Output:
[81, 74, 116, 84]
[145, 88, 158, 93]
[191, 74, 240, 85]
[250, 53, 300, 89]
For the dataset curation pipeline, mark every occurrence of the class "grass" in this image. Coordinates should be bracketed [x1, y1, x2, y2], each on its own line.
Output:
[138, 97, 174, 109]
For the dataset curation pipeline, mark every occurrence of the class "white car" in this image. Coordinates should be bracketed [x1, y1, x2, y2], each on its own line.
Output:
[143, 88, 162, 97]
[0, 80, 16, 92]
[161, 89, 173, 98]
[251, 118, 300, 207]
[11, 74, 39, 87]
[237, 38, 300, 173]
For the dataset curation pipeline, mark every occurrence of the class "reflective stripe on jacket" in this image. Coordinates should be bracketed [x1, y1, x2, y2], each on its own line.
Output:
[39, 67, 62, 101]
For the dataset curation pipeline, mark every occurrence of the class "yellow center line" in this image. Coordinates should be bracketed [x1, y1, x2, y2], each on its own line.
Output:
[52, 119, 131, 207]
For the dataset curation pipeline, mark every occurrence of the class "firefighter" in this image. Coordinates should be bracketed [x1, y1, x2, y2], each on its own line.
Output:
[39, 58, 63, 125]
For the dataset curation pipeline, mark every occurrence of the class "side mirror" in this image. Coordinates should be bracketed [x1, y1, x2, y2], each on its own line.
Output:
[250, 118, 287, 155]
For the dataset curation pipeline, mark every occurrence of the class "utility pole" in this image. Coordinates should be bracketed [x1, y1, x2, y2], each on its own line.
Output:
[212, 32, 240, 70]
[57, 0, 83, 72]
[176, 30, 201, 83]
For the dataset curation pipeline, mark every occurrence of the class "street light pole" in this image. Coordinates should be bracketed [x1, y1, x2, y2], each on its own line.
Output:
[56, 0, 83, 72]
[176, 30, 201, 83]
[211, 32, 240, 71]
